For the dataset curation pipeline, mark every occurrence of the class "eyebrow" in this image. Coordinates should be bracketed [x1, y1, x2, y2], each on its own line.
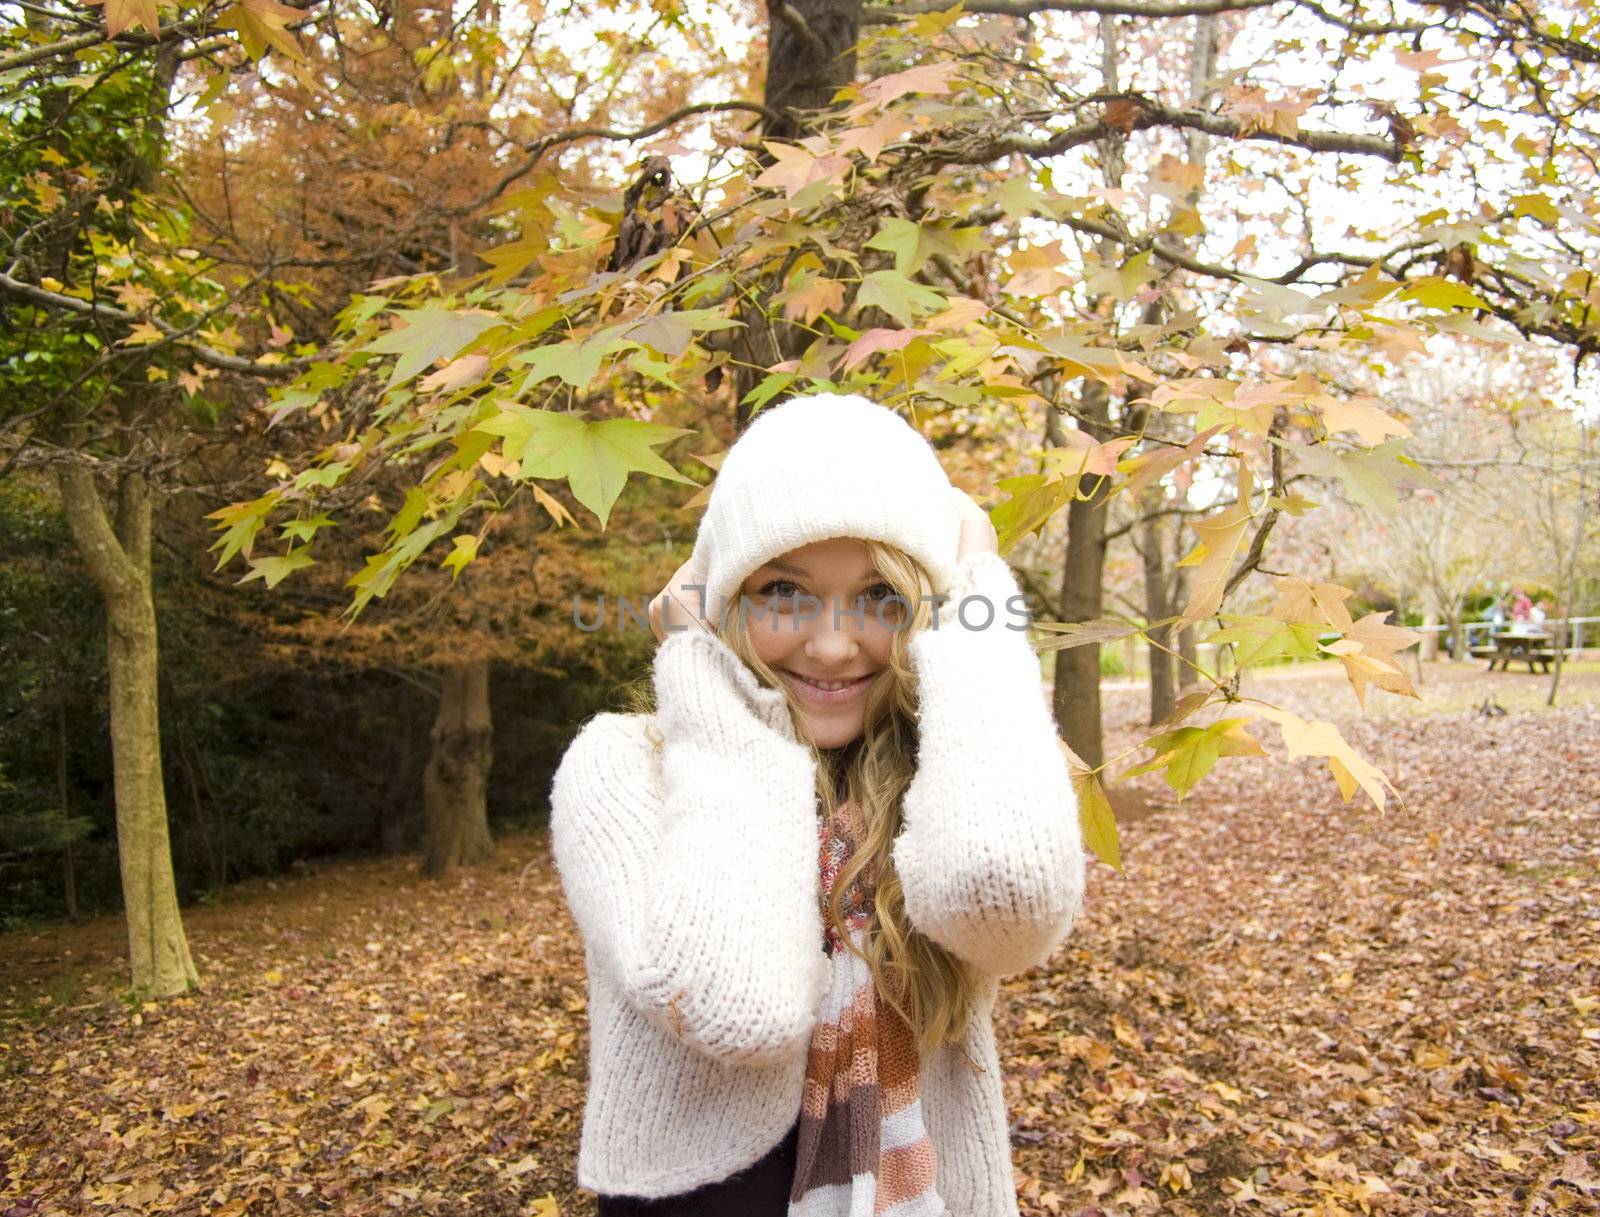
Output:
[762, 559, 881, 583]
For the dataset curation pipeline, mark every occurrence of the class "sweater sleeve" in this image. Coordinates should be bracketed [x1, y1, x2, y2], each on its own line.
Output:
[892, 551, 1088, 977]
[548, 626, 831, 1066]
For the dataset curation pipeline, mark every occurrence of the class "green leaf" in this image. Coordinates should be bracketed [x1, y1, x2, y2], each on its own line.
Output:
[363, 304, 504, 389]
[742, 370, 797, 411]
[1122, 717, 1265, 798]
[1070, 766, 1121, 874]
[205, 491, 280, 570]
[1399, 275, 1491, 312]
[279, 513, 336, 544]
[1203, 614, 1324, 668]
[855, 270, 947, 326]
[864, 218, 987, 277]
[990, 473, 1074, 553]
[441, 534, 479, 580]
[1291, 438, 1440, 516]
[473, 408, 697, 527]
[238, 548, 315, 589]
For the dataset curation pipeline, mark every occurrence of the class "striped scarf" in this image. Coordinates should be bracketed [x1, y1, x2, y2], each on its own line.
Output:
[788, 798, 945, 1217]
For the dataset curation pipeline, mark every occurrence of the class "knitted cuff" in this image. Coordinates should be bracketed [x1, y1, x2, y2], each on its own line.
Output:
[926, 551, 1034, 638]
[652, 625, 803, 748]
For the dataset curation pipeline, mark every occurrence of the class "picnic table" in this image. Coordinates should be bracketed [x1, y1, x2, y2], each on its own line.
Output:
[1470, 629, 1558, 673]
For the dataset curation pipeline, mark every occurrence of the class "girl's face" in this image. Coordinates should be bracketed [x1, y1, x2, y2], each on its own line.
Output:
[739, 537, 904, 750]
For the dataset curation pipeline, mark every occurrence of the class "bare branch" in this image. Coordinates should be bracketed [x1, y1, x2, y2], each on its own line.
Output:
[864, 0, 1279, 22]
[0, 271, 307, 379]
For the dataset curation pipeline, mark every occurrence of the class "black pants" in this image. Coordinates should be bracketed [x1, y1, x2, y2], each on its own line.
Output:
[595, 1116, 800, 1216]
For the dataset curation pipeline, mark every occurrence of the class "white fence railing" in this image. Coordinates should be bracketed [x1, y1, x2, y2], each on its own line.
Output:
[1412, 616, 1600, 657]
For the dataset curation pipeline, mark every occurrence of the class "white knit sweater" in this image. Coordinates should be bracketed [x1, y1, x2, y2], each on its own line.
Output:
[548, 551, 1087, 1213]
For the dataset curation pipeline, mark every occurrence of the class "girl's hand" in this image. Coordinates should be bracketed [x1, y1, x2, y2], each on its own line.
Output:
[951, 487, 999, 564]
[649, 556, 713, 643]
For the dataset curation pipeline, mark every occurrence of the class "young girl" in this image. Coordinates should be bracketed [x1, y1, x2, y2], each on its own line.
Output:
[549, 392, 1087, 1217]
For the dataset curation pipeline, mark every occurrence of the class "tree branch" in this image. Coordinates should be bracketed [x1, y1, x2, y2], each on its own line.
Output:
[0, 272, 307, 379]
[864, 0, 1279, 21]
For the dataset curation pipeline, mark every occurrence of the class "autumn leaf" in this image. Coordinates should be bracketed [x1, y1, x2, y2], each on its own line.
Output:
[776, 274, 847, 324]
[419, 353, 491, 394]
[1172, 462, 1255, 632]
[834, 112, 906, 162]
[1043, 432, 1137, 481]
[848, 61, 962, 113]
[925, 296, 990, 330]
[1248, 704, 1397, 811]
[989, 473, 1075, 553]
[1320, 396, 1411, 445]
[752, 141, 850, 200]
[1269, 576, 1357, 630]
[839, 327, 932, 372]
[1292, 438, 1440, 516]
[217, 0, 308, 63]
[1324, 610, 1424, 708]
[1119, 425, 1226, 502]
[363, 304, 503, 389]
[84, 0, 160, 38]
[120, 321, 164, 346]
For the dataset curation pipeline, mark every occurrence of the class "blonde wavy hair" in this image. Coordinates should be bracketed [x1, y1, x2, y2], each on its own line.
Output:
[620, 537, 985, 1056]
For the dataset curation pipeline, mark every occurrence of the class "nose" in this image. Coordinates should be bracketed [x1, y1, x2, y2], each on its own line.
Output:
[802, 611, 862, 665]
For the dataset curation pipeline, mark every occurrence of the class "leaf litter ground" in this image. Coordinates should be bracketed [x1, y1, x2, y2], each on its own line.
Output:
[1, 661, 1596, 1216]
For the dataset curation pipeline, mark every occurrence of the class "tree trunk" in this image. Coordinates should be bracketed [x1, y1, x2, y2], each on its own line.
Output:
[55, 456, 199, 997]
[1420, 603, 1440, 662]
[762, 0, 861, 141]
[1140, 487, 1176, 725]
[421, 658, 495, 877]
[1172, 529, 1200, 684]
[726, 0, 864, 421]
[1051, 380, 1114, 769]
[57, 698, 78, 921]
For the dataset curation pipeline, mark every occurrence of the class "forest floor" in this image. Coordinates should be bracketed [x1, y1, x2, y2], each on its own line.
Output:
[2, 660, 1598, 1217]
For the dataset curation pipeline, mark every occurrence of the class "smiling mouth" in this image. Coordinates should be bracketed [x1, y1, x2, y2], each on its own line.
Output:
[779, 670, 875, 703]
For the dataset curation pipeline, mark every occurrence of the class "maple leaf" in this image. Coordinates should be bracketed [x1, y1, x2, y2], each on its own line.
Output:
[217, 0, 307, 63]
[1248, 705, 1397, 811]
[1068, 758, 1122, 874]
[925, 296, 990, 331]
[418, 353, 490, 394]
[84, 0, 160, 38]
[1320, 397, 1412, 445]
[834, 112, 905, 162]
[121, 321, 164, 346]
[472, 408, 695, 528]
[1269, 576, 1357, 629]
[1173, 463, 1255, 631]
[855, 270, 946, 326]
[1043, 432, 1137, 481]
[850, 61, 962, 113]
[363, 305, 503, 388]
[1120, 425, 1226, 502]
[839, 327, 932, 372]
[1003, 239, 1074, 298]
[752, 142, 849, 200]
[777, 275, 846, 324]
[1325, 610, 1424, 708]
